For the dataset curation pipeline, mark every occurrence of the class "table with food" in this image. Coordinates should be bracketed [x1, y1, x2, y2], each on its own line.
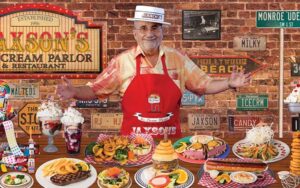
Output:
[0, 84, 299, 188]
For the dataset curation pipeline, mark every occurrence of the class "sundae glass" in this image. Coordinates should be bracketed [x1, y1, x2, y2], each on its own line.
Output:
[37, 101, 63, 152]
[61, 107, 84, 155]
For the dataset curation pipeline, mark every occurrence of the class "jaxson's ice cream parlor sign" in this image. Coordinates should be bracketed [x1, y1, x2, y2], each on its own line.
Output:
[0, 4, 106, 78]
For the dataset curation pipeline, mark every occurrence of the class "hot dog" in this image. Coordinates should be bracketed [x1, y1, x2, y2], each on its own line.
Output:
[205, 158, 267, 172]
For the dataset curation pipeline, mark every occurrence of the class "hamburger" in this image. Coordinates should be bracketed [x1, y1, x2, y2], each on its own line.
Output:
[97, 167, 130, 188]
[152, 139, 178, 172]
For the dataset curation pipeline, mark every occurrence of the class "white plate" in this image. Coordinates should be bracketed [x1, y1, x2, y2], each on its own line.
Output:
[97, 178, 132, 188]
[232, 139, 290, 163]
[134, 165, 194, 188]
[0, 172, 33, 188]
[35, 158, 97, 188]
[230, 171, 257, 184]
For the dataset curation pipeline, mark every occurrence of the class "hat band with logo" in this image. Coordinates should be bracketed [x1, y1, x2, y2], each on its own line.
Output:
[127, 5, 171, 25]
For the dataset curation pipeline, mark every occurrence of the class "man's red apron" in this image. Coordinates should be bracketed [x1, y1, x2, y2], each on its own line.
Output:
[121, 54, 182, 138]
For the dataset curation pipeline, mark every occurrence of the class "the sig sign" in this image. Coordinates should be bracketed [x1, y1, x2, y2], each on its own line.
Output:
[18, 103, 41, 135]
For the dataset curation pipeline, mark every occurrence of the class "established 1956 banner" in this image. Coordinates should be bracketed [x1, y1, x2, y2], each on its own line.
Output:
[0, 4, 106, 78]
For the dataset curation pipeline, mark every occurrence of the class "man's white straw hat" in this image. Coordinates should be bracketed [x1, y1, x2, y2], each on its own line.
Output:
[127, 5, 171, 25]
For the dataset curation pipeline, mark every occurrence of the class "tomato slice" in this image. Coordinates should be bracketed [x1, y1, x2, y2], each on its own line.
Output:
[148, 175, 171, 188]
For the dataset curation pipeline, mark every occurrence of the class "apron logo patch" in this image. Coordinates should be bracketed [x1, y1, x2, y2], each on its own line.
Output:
[132, 126, 176, 135]
[134, 112, 173, 123]
[148, 93, 160, 112]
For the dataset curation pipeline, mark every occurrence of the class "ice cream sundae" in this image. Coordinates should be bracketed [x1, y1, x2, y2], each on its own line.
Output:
[37, 101, 63, 136]
[61, 107, 84, 154]
[285, 84, 300, 103]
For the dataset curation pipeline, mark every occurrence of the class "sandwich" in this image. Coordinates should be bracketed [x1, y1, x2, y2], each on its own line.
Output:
[97, 167, 130, 188]
[152, 139, 178, 172]
[205, 158, 268, 173]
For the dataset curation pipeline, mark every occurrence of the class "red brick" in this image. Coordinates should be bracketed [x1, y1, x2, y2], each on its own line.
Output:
[223, 3, 245, 10]
[281, 3, 296, 10]
[175, 3, 199, 10]
[67, 3, 91, 10]
[222, 19, 245, 26]
[199, 4, 222, 9]
[246, 3, 268, 10]
[269, 3, 280, 9]
[238, 11, 250, 18]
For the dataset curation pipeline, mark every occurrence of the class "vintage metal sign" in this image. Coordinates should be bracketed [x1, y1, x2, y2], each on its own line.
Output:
[9, 83, 39, 99]
[181, 90, 205, 106]
[233, 36, 266, 51]
[257, 11, 300, 28]
[228, 115, 261, 131]
[0, 4, 106, 79]
[18, 102, 41, 135]
[191, 56, 264, 77]
[291, 63, 300, 76]
[74, 99, 108, 108]
[91, 113, 123, 130]
[236, 94, 268, 111]
[188, 113, 220, 130]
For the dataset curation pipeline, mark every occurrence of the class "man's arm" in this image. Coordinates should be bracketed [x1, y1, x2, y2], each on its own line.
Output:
[205, 67, 251, 94]
[56, 76, 98, 100]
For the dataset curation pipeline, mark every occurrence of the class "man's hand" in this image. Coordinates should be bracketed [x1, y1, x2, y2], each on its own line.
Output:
[56, 76, 76, 100]
[228, 66, 252, 89]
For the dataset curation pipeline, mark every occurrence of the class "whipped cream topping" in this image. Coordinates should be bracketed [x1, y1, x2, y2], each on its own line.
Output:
[37, 101, 63, 118]
[61, 107, 84, 125]
[284, 85, 300, 103]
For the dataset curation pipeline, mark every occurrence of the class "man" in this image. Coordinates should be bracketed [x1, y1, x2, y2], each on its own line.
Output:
[56, 5, 251, 138]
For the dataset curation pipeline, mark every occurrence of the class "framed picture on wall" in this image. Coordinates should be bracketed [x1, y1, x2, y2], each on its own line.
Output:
[182, 10, 221, 40]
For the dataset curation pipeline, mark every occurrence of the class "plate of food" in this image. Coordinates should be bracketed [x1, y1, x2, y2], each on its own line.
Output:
[35, 158, 97, 188]
[97, 167, 132, 188]
[85, 134, 154, 167]
[173, 135, 230, 164]
[198, 158, 276, 187]
[0, 172, 33, 188]
[135, 138, 194, 188]
[232, 124, 290, 163]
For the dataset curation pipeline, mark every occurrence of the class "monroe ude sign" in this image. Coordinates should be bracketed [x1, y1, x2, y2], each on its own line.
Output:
[191, 56, 264, 77]
[257, 11, 300, 28]
[0, 4, 106, 78]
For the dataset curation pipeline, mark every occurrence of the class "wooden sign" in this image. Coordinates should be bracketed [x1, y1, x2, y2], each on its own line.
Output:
[181, 90, 205, 106]
[233, 36, 266, 51]
[9, 83, 39, 99]
[236, 94, 268, 111]
[191, 56, 264, 77]
[0, 4, 107, 79]
[91, 113, 123, 130]
[188, 113, 220, 130]
[228, 115, 261, 131]
[18, 102, 41, 135]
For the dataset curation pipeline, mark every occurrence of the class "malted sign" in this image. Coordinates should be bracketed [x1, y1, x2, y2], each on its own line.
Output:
[9, 83, 39, 99]
[191, 56, 264, 76]
[0, 4, 107, 79]
[233, 36, 266, 51]
[188, 113, 220, 130]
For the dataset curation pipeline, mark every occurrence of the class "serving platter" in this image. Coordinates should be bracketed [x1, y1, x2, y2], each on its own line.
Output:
[134, 165, 194, 188]
[232, 139, 290, 163]
[85, 133, 155, 167]
[0, 172, 33, 188]
[173, 136, 230, 164]
[35, 158, 97, 188]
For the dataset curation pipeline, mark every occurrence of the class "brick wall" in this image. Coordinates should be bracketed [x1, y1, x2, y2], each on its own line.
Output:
[1, 0, 299, 138]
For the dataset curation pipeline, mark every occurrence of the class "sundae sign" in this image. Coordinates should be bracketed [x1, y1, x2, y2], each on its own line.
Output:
[0, 4, 106, 78]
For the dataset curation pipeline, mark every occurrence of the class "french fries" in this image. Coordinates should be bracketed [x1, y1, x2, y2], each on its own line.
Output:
[42, 158, 80, 177]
